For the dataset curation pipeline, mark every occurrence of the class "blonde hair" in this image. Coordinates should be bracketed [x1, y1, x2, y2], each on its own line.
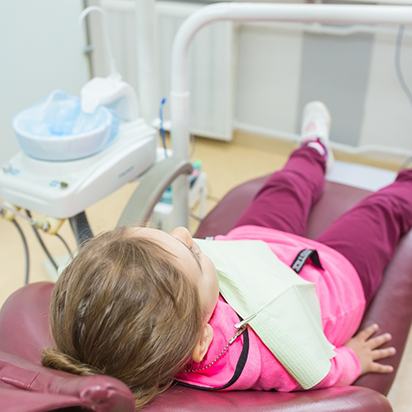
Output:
[42, 226, 202, 410]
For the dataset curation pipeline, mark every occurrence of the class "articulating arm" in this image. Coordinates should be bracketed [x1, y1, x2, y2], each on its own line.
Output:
[117, 157, 193, 228]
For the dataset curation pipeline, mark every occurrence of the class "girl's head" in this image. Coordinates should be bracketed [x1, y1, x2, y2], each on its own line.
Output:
[42, 226, 219, 409]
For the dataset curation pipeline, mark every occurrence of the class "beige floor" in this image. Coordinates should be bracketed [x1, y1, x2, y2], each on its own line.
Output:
[0, 132, 411, 411]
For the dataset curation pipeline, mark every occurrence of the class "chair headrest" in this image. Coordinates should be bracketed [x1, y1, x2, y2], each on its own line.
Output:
[0, 283, 135, 412]
[0, 282, 53, 363]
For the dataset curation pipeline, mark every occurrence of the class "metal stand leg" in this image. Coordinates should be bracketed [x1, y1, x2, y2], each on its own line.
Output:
[69, 211, 93, 247]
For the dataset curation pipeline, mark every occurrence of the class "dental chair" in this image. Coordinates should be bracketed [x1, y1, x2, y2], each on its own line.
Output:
[1, 3, 411, 411]
[0, 164, 410, 412]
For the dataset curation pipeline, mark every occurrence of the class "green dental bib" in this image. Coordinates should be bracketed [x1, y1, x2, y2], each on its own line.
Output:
[195, 239, 336, 389]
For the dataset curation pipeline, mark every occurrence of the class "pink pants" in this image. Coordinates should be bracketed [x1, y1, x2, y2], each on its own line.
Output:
[235, 147, 412, 305]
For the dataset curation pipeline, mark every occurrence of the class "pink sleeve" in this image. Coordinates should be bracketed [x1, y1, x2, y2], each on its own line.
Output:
[271, 346, 361, 391]
[311, 346, 362, 389]
[252, 343, 361, 392]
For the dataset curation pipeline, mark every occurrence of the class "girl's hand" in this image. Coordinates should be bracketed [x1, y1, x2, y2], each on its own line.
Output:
[344, 323, 396, 376]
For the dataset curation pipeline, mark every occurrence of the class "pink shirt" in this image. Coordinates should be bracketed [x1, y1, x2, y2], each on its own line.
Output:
[176, 225, 366, 391]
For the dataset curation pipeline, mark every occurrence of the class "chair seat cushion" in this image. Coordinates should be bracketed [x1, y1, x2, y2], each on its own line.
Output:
[145, 384, 391, 412]
[194, 179, 372, 240]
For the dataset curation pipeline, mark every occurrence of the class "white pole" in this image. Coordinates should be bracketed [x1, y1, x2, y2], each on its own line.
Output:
[170, 3, 412, 229]
[135, 0, 158, 124]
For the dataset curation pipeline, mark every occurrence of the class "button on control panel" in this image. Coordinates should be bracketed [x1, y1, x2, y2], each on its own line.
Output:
[2, 164, 20, 175]
[49, 180, 69, 189]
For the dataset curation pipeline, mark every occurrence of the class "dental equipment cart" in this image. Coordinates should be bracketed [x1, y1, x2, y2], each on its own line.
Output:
[0, 75, 157, 245]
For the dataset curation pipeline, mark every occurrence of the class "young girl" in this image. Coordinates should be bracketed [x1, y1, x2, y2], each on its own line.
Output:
[42, 101, 405, 409]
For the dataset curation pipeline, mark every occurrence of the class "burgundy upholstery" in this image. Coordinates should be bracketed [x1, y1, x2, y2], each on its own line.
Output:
[0, 351, 135, 412]
[1, 178, 409, 411]
[0, 282, 52, 364]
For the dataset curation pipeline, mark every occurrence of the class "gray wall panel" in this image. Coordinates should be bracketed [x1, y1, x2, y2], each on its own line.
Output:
[235, 24, 303, 134]
[297, 31, 374, 146]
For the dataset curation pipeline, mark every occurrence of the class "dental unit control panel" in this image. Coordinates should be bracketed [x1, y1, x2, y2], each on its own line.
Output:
[0, 116, 156, 218]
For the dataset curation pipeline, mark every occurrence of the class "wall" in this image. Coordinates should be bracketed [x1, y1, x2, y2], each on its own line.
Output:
[361, 30, 412, 150]
[235, 21, 412, 153]
[91, 0, 412, 155]
[0, 0, 90, 165]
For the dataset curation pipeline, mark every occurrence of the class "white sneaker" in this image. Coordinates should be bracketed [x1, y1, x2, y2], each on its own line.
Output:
[299, 101, 334, 173]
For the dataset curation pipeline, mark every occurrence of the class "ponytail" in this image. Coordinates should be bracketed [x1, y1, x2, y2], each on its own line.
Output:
[41, 348, 100, 376]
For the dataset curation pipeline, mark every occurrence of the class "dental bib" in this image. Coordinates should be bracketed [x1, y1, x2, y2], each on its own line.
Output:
[195, 239, 336, 389]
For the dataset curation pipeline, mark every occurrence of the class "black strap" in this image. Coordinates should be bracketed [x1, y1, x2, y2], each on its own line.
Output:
[291, 249, 324, 274]
[176, 317, 249, 391]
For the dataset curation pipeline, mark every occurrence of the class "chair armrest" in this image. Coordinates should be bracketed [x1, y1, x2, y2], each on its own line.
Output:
[117, 157, 193, 227]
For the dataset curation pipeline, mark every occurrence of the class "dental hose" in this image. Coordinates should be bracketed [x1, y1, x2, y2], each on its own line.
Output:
[1, 200, 71, 281]
[11, 219, 30, 285]
[25, 210, 59, 271]
[55, 233, 73, 259]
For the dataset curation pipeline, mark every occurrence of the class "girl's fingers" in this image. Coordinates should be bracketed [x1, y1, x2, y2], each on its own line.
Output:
[368, 333, 393, 349]
[370, 361, 394, 374]
[358, 323, 379, 340]
[372, 346, 396, 361]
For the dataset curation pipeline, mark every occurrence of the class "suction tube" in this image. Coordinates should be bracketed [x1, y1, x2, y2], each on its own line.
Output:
[26, 210, 58, 271]
[11, 220, 30, 285]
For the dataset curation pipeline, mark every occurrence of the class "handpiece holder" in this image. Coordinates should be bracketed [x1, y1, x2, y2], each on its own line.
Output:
[81, 75, 140, 122]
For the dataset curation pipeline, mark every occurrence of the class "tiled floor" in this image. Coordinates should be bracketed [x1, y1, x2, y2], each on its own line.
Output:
[0, 132, 410, 411]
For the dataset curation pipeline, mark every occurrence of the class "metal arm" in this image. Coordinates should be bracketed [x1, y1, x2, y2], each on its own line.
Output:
[169, 2, 412, 228]
[117, 157, 193, 228]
